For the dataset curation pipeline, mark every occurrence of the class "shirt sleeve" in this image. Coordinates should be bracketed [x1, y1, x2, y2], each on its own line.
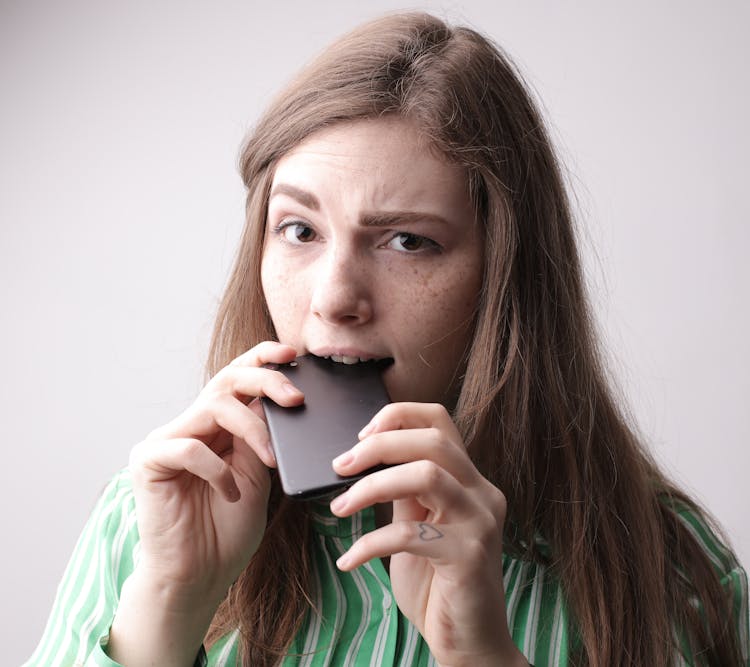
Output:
[23, 471, 140, 667]
[721, 562, 750, 666]
[672, 502, 750, 666]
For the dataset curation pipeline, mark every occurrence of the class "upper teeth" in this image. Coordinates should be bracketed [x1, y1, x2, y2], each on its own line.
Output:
[328, 355, 366, 364]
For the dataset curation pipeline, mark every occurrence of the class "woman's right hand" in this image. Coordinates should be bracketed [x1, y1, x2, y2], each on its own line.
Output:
[108, 341, 304, 666]
[126, 341, 303, 608]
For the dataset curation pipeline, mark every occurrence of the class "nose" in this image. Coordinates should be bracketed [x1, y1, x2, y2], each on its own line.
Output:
[309, 248, 373, 325]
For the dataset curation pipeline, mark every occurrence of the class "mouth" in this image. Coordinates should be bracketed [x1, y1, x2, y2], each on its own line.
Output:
[309, 349, 394, 368]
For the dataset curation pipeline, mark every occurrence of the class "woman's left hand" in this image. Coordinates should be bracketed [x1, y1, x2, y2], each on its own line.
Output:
[330, 402, 527, 667]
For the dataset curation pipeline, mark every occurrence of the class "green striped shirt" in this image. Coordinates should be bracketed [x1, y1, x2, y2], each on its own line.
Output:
[25, 470, 749, 666]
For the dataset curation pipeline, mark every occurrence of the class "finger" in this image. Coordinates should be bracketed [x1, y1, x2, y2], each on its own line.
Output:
[212, 396, 275, 467]
[330, 460, 473, 519]
[131, 438, 241, 503]
[336, 520, 454, 571]
[229, 341, 298, 367]
[247, 397, 265, 420]
[358, 402, 459, 439]
[213, 365, 305, 406]
[333, 427, 477, 486]
[153, 367, 303, 442]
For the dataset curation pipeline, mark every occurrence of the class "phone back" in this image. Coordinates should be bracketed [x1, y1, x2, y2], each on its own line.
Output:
[261, 355, 391, 499]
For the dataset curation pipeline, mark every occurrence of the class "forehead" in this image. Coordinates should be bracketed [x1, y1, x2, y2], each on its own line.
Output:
[271, 117, 470, 207]
[280, 116, 425, 160]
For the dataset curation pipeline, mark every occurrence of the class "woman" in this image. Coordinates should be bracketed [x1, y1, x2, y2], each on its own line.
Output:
[27, 12, 748, 667]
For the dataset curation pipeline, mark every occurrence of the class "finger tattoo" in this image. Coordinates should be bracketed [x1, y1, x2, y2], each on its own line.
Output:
[418, 523, 444, 541]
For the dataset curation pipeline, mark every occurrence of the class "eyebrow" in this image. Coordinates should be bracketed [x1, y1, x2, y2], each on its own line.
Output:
[269, 182, 452, 227]
[359, 211, 451, 228]
[269, 183, 320, 211]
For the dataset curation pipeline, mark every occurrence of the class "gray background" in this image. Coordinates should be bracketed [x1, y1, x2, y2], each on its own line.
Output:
[2, 1, 748, 663]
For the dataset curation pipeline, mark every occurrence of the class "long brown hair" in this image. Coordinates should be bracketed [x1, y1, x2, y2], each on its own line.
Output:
[205, 12, 743, 665]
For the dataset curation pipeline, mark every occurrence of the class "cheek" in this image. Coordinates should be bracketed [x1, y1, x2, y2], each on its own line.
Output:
[395, 261, 482, 354]
[426, 263, 481, 325]
[261, 253, 306, 335]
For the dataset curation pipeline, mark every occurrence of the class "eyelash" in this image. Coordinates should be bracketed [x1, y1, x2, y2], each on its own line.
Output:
[272, 221, 442, 254]
[274, 220, 317, 244]
[386, 232, 441, 253]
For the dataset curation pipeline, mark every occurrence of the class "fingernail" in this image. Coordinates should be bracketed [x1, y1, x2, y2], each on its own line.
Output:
[330, 493, 348, 514]
[266, 442, 276, 465]
[332, 450, 353, 468]
[336, 553, 351, 570]
[358, 420, 376, 439]
[283, 382, 301, 396]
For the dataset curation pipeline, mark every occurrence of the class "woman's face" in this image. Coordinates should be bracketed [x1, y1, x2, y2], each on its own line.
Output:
[261, 117, 483, 406]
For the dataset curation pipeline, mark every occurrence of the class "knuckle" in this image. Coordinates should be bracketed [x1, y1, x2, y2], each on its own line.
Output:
[462, 535, 489, 562]
[477, 505, 500, 535]
[184, 402, 213, 432]
[209, 365, 233, 387]
[357, 432, 380, 455]
[427, 426, 450, 452]
[230, 344, 262, 367]
[399, 521, 414, 542]
[180, 438, 203, 461]
[427, 403, 446, 419]
[196, 385, 223, 412]
[417, 460, 442, 486]
[486, 485, 508, 518]
[211, 364, 250, 396]
[356, 473, 378, 498]
[381, 401, 400, 414]
[384, 400, 413, 419]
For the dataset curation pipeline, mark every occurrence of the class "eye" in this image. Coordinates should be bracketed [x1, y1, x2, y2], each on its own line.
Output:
[385, 232, 440, 253]
[278, 221, 317, 244]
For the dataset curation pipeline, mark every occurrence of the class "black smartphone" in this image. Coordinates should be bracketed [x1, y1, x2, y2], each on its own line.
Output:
[261, 354, 391, 500]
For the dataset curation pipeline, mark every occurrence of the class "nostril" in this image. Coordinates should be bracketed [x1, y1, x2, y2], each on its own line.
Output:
[310, 294, 373, 325]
